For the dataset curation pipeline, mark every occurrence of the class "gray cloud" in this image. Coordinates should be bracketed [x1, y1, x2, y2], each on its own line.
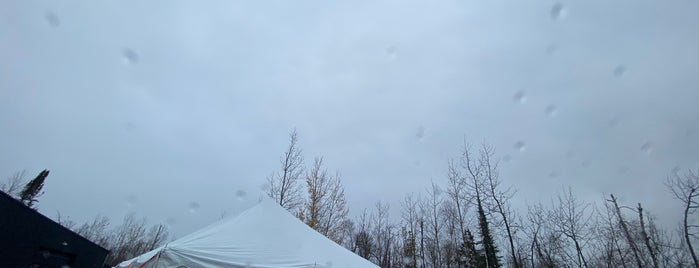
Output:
[1, 0, 698, 236]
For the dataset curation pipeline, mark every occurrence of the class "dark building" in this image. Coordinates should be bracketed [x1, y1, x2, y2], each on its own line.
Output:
[0, 191, 109, 268]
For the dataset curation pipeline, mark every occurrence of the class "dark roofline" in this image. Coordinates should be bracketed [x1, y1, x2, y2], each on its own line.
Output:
[0, 190, 110, 252]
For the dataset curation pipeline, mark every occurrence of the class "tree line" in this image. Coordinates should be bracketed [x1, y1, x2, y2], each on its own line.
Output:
[4, 130, 698, 267]
[265, 131, 699, 268]
[0, 170, 170, 266]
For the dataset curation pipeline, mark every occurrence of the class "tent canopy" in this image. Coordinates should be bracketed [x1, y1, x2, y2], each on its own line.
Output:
[116, 198, 378, 268]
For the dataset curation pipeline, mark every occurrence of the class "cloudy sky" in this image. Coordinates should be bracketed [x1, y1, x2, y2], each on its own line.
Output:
[2, 0, 698, 238]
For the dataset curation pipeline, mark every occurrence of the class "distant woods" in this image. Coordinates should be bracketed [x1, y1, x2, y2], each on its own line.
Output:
[4, 132, 699, 267]
[266, 132, 699, 268]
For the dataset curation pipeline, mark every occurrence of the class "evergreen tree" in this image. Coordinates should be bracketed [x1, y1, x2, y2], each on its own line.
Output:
[461, 229, 484, 268]
[19, 169, 49, 209]
[477, 196, 501, 268]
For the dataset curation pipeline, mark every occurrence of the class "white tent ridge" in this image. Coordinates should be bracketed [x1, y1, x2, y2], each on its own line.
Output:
[116, 198, 378, 268]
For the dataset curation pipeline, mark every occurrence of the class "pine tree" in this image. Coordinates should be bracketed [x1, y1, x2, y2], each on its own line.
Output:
[19, 169, 49, 209]
[461, 229, 483, 268]
[477, 196, 501, 268]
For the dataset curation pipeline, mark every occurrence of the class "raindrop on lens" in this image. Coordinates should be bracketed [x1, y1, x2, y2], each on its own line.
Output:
[514, 141, 526, 152]
[122, 48, 139, 65]
[513, 91, 527, 104]
[188, 202, 200, 213]
[545, 105, 558, 117]
[672, 166, 681, 174]
[236, 190, 246, 200]
[641, 142, 653, 155]
[416, 126, 425, 141]
[613, 65, 626, 77]
[44, 11, 60, 27]
[550, 3, 567, 20]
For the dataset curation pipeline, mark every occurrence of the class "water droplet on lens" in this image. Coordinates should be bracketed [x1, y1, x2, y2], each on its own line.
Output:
[166, 217, 177, 226]
[550, 3, 567, 20]
[514, 141, 526, 152]
[122, 48, 139, 65]
[672, 166, 681, 174]
[44, 11, 60, 27]
[549, 172, 558, 178]
[502, 154, 512, 162]
[236, 190, 246, 201]
[513, 91, 527, 104]
[545, 44, 557, 54]
[413, 160, 421, 166]
[188, 202, 200, 213]
[42, 250, 51, 259]
[126, 195, 138, 207]
[613, 65, 626, 77]
[416, 125, 425, 141]
[62, 241, 68, 246]
[545, 105, 558, 117]
[325, 261, 333, 267]
[641, 142, 653, 155]
[386, 46, 397, 60]
[61, 265, 71, 268]
[582, 160, 591, 168]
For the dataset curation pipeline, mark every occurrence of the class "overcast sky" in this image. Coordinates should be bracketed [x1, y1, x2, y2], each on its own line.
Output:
[2, 0, 699, 238]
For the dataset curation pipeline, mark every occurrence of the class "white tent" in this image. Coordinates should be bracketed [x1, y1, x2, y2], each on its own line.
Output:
[115, 198, 378, 268]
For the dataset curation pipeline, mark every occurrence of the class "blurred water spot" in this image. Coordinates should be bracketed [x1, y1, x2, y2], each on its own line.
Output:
[617, 166, 629, 174]
[122, 48, 139, 65]
[188, 202, 200, 213]
[413, 160, 421, 166]
[607, 116, 621, 128]
[545, 44, 557, 54]
[325, 261, 333, 267]
[166, 217, 177, 226]
[386, 46, 397, 60]
[672, 166, 681, 174]
[545, 105, 558, 117]
[502, 154, 512, 162]
[62, 241, 68, 246]
[42, 250, 51, 259]
[613, 65, 626, 77]
[44, 11, 60, 28]
[549, 172, 558, 178]
[416, 125, 425, 141]
[550, 3, 567, 20]
[513, 91, 527, 104]
[641, 142, 653, 155]
[514, 141, 526, 152]
[126, 194, 138, 207]
[565, 150, 575, 158]
[236, 190, 246, 201]
[61, 265, 71, 268]
[123, 122, 136, 132]
[582, 160, 591, 168]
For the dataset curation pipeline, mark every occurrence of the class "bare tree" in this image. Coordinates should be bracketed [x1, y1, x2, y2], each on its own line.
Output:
[354, 209, 375, 260]
[303, 157, 349, 244]
[637, 203, 659, 268]
[0, 170, 27, 198]
[480, 144, 519, 268]
[266, 129, 305, 212]
[372, 201, 395, 267]
[422, 181, 443, 268]
[550, 188, 592, 268]
[666, 170, 699, 268]
[401, 193, 421, 267]
[75, 214, 112, 248]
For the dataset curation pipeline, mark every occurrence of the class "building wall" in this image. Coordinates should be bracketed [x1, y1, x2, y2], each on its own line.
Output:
[0, 191, 109, 268]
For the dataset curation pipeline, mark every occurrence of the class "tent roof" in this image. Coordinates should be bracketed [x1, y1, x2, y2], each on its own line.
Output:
[116, 198, 378, 268]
